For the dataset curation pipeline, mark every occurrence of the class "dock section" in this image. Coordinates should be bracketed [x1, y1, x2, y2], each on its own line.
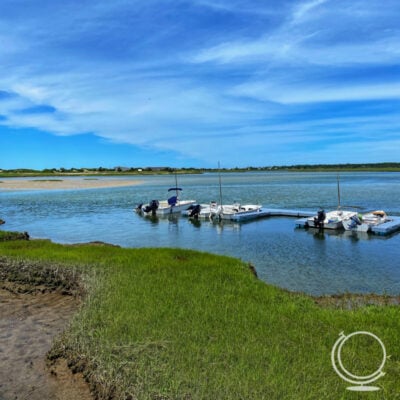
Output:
[261, 208, 315, 218]
[295, 217, 310, 229]
[371, 216, 400, 236]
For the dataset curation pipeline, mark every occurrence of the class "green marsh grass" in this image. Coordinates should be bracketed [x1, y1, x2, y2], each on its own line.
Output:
[31, 179, 64, 182]
[0, 239, 399, 399]
[0, 230, 29, 241]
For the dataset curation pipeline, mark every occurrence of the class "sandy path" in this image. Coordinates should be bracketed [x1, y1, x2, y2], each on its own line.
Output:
[0, 289, 92, 400]
[0, 178, 141, 191]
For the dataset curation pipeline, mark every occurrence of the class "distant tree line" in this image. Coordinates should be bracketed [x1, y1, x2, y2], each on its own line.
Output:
[1, 162, 400, 175]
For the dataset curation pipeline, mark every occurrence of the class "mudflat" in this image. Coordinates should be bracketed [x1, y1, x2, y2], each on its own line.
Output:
[0, 288, 92, 400]
[0, 178, 140, 191]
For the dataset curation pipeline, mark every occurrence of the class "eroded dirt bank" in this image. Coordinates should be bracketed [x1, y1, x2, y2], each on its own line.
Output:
[0, 288, 92, 400]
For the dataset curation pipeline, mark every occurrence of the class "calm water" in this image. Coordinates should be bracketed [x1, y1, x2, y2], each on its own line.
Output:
[1, 172, 400, 295]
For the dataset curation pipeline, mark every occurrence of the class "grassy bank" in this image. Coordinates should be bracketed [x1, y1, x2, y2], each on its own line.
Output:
[1, 238, 399, 399]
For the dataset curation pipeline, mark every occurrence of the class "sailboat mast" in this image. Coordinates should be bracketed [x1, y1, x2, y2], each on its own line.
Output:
[337, 173, 341, 210]
[175, 170, 178, 197]
[218, 161, 223, 207]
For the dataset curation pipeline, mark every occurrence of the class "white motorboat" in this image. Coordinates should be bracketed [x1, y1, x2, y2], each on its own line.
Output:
[136, 187, 196, 216]
[306, 174, 358, 230]
[185, 201, 263, 221]
[184, 202, 219, 219]
[342, 210, 388, 232]
[218, 203, 263, 221]
[186, 163, 263, 222]
[307, 209, 358, 230]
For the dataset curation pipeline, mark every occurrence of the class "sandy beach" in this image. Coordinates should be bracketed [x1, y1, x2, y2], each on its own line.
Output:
[0, 178, 141, 191]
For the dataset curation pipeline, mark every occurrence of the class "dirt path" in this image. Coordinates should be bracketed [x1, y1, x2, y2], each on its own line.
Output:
[0, 289, 92, 400]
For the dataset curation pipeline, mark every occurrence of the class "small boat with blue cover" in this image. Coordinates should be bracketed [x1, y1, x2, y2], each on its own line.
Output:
[136, 187, 196, 216]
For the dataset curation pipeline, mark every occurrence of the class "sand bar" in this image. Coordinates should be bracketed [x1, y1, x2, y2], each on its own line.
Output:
[0, 178, 142, 191]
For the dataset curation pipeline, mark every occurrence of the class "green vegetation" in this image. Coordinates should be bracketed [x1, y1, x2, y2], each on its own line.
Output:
[0, 238, 399, 399]
[0, 167, 201, 177]
[1, 163, 400, 177]
[270, 162, 400, 172]
[31, 179, 64, 182]
[0, 230, 29, 241]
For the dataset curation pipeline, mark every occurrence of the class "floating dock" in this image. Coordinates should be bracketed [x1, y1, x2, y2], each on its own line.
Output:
[186, 206, 400, 236]
[371, 216, 400, 236]
[295, 215, 400, 236]
[295, 217, 310, 229]
[228, 208, 314, 222]
[260, 208, 315, 218]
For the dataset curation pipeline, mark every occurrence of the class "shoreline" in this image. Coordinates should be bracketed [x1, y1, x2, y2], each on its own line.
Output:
[0, 178, 142, 191]
[1, 239, 400, 399]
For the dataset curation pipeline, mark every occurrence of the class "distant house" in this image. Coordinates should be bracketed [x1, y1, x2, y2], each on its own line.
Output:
[114, 166, 130, 172]
[146, 167, 169, 171]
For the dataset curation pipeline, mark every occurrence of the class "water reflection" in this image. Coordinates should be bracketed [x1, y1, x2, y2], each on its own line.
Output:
[304, 226, 395, 241]
[136, 211, 243, 233]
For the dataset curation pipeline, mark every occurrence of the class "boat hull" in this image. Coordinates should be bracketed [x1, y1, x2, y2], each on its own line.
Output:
[342, 210, 388, 232]
[307, 210, 357, 230]
[139, 200, 196, 216]
[185, 203, 263, 221]
[154, 200, 197, 215]
[221, 205, 263, 221]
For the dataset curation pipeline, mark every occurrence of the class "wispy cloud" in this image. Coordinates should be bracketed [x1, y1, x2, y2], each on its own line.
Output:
[1, 0, 400, 167]
[232, 82, 400, 104]
[291, 0, 328, 23]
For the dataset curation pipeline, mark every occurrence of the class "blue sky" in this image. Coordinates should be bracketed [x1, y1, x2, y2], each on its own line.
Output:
[0, 0, 399, 169]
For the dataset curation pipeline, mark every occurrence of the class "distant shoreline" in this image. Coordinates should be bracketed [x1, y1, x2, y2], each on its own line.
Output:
[1, 163, 400, 178]
[0, 178, 142, 191]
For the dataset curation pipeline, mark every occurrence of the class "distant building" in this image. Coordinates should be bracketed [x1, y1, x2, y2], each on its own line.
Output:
[114, 166, 130, 172]
[146, 167, 169, 171]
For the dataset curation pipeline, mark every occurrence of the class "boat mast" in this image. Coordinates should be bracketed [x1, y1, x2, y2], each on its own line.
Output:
[218, 161, 223, 207]
[337, 173, 341, 210]
[174, 170, 178, 198]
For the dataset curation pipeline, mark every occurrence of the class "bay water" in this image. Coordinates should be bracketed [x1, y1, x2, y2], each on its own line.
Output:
[1, 172, 399, 296]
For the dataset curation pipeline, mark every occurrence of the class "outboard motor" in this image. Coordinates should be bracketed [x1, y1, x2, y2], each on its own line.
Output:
[143, 200, 159, 215]
[135, 203, 143, 212]
[350, 214, 362, 225]
[189, 204, 201, 219]
[314, 209, 326, 228]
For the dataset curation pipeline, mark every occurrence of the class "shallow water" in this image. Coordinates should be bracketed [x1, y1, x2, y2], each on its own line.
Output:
[1, 172, 400, 295]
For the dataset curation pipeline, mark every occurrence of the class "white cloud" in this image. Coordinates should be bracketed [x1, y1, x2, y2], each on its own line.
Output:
[291, 0, 328, 23]
[233, 82, 400, 104]
[1, 0, 400, 166]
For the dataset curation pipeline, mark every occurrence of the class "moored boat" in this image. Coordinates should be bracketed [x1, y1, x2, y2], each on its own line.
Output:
[136, 187, 196, 216]
[307, 209, 357, 230]
[219, 203, 263, 221]
[185, 201, 263, 221]
[342, 210, 388, 232]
